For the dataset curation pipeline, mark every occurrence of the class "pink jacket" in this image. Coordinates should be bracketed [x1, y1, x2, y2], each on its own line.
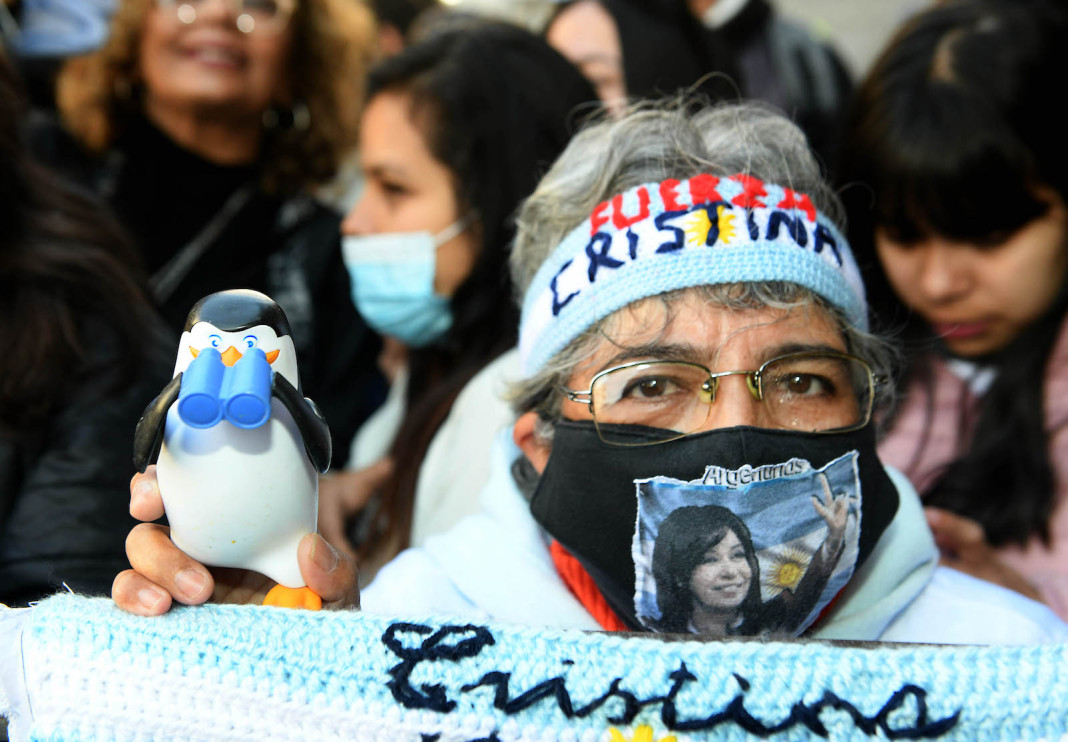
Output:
[878, 323, 1068, 620]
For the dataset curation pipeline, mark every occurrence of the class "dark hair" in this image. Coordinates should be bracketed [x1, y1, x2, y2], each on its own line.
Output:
[652, 505, 762, 634]
[839, 0, 1068, 546]
[0, 50, 155, 435]
[359, 22, 597, 560]
[370, 0, 437, 38]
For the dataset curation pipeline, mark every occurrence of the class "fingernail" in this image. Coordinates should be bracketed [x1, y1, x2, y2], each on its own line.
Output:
[175, 569, 207, 600]
[132, 479, 154, 505]
[311, 535, 339, 574]
[138, 587, 166, 612]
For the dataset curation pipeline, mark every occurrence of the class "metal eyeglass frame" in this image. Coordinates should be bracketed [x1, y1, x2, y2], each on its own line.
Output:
[562, 351, 886, 446]
[158, 0, 297, 34]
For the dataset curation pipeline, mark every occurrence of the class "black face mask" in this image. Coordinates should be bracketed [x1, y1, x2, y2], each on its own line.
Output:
[529, 421, 898, 636]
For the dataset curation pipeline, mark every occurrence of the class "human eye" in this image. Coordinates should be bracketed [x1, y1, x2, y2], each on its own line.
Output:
[376, 178, 412, 206]
[381, 179, 407, 196]
[768, 371, 835, 397]
[760, 354, 869, 432]
[620, 375, 685, 399]
[591, 363, 708, 434]
[763, 355, 850, 400]
[613, 365, 705, 404]
[971, 228, 1017, 249]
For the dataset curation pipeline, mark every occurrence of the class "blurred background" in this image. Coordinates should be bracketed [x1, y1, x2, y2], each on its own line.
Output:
[434, 0, 930, 78]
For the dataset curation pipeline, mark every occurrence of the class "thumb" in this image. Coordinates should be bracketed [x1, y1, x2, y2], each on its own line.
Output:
[299, 532, 359, 609]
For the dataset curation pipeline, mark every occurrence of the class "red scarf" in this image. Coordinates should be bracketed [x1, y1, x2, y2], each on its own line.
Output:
[549, 540, 629, 632]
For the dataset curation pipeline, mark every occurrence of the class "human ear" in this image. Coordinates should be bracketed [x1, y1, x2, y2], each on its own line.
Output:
[513, 411, 552, 474]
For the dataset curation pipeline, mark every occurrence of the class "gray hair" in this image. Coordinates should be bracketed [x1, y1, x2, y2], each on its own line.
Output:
[507, 100, 897, 439]
[510, 99, 845, 297]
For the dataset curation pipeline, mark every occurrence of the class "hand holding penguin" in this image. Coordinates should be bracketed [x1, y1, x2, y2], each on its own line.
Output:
[120, 290, 355, 613]
[113, 466, 359, 615]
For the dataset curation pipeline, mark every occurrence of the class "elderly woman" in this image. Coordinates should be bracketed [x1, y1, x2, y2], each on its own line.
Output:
[113, 102, 1068, 643]
[34, 0, 382, 467]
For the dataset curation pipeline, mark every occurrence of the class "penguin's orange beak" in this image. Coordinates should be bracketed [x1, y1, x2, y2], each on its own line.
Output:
[220, 346, 243, 366]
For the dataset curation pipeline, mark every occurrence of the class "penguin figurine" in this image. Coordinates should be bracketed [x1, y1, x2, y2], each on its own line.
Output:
[134, 289, 331, 610]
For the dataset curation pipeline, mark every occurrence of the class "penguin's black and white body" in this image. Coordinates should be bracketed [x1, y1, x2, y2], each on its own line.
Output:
[135, 290, 330, 605]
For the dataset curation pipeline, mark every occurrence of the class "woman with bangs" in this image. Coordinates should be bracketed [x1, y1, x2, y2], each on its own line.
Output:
[841, 0, 1068, 619]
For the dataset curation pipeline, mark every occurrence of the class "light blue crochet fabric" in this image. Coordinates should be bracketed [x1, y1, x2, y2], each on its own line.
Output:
[3, 594, 1067, 740]
[519, 174, 867, 375]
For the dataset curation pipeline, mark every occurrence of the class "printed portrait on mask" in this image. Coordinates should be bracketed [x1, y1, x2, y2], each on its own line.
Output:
[633, 452, 862, 638]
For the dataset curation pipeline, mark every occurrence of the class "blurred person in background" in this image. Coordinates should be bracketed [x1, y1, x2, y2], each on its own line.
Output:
[841, 0, 1068, 619]
[369, 0, 437, 56]
[0, 48, 172, 606]
[33, 0, 384, 468]
[0, 0, 115, 111]
[545, 0, 851, 170]
[545, 0, 726, 117]
[319, 22, 597, 579]
[690, 0, 853, 171]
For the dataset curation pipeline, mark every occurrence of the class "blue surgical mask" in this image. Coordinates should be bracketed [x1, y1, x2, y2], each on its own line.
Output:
[341, 219, 468, 347]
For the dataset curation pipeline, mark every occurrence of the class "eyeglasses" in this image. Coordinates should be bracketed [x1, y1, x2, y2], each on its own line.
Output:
[156, 0, 296, 35]
[563, 351, 883, 446]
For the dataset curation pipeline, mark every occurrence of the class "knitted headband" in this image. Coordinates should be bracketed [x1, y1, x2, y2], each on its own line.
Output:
[518, 173, 868, 376]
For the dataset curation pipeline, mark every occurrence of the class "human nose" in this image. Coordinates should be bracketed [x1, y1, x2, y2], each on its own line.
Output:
[914, 240, 972, 304]
[717, 561, 740, 579]
[340, 194, 374, 237]
[699, 374, 773, 431]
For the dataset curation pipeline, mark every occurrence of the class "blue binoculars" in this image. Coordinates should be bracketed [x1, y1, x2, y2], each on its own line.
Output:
[176, 347, 273, 430]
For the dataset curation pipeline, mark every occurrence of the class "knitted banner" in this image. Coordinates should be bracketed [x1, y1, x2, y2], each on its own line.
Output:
[3, 594, 1066, 741]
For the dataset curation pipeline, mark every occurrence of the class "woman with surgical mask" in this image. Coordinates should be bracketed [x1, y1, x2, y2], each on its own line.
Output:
[323, 23, 597, 576]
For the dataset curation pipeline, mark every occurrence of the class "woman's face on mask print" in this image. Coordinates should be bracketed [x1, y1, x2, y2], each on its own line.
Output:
[689, 529, 753, 613]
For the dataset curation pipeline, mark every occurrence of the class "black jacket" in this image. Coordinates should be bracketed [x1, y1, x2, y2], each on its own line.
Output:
[28, 114, 386, 468]
[0, 318, 173, 606]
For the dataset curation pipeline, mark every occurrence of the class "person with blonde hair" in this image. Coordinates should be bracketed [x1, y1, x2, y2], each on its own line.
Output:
[33, 0, 383, 467]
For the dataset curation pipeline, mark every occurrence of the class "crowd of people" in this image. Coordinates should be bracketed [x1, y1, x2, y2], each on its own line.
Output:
[2, 0, 1067, 651]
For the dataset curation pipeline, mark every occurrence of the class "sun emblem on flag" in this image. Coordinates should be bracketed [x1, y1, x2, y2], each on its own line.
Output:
[762, 546, 813, 597]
